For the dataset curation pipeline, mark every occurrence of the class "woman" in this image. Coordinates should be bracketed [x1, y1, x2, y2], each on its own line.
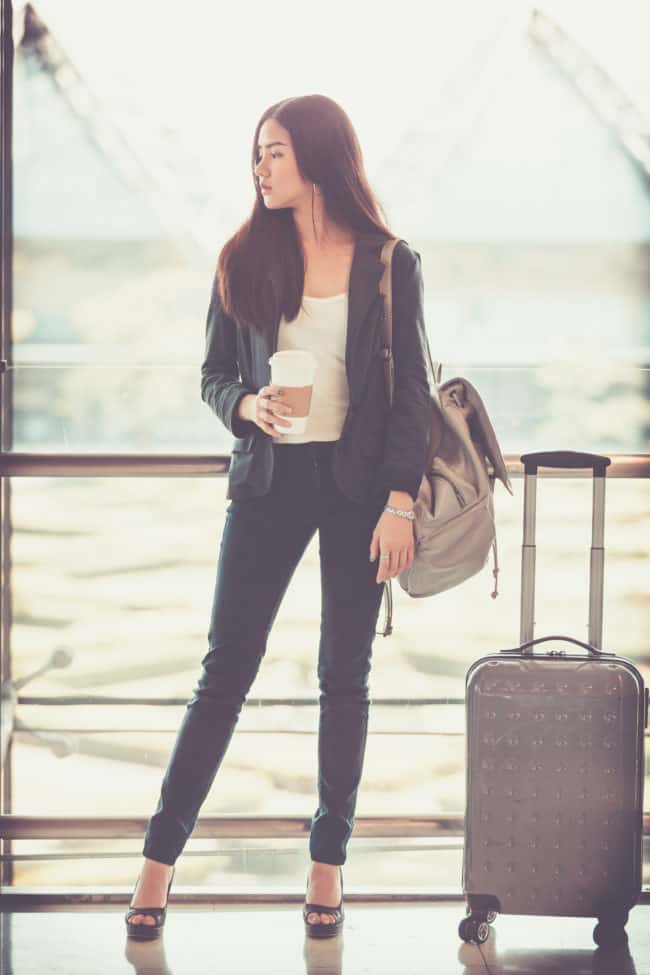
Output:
[125, 94, 432, 940]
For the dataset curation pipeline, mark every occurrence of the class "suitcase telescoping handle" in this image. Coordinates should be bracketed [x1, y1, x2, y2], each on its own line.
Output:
[520, 450, 611, 476]
[515, 450, 612, 655]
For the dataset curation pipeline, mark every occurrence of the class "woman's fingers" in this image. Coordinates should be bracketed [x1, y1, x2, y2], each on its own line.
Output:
[377, 547, 414, 583]
[254, 387, 293, 434]
[376, 550, 393, 583]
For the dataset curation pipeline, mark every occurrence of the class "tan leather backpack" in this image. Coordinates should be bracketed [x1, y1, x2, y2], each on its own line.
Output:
[376, 238, 513, 637]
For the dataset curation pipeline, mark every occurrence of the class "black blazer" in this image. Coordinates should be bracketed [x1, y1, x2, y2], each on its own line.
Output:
[200, 233, 432, 504]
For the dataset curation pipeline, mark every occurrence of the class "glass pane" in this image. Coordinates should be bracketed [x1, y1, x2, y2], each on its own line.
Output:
[6, 475, 650, 888]
[6, 362, 650, 453]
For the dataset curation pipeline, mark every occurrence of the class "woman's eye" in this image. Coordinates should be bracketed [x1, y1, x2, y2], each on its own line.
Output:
[256, 152, 281, 162]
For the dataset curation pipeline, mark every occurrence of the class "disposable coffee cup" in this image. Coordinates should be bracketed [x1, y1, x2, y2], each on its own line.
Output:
[268, 350, 317, 434]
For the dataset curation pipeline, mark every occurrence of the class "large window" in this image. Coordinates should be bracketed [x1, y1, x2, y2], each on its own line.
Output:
[2, 0, 648, 893]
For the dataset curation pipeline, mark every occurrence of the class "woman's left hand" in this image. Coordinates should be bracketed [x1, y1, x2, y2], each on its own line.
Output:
[370, 510, 415, 583]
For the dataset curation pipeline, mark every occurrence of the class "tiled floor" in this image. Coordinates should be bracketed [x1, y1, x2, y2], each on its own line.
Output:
[1, 902, 649, 975]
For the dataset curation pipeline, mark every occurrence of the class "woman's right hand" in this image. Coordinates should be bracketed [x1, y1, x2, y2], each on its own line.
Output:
[248, 385, 293, 437]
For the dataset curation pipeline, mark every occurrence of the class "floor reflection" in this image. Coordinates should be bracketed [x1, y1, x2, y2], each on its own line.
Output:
[1, 902, 649, 975]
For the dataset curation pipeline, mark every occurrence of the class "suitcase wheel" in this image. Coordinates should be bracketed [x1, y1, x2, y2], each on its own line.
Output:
[458, 916, 490, 944]
[593, 918, 629, 949]
[593, 901, 630, 948]
[464, 905, 497, 923]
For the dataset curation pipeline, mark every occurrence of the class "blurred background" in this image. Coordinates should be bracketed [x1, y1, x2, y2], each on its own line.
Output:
[3, 0, 649, 893]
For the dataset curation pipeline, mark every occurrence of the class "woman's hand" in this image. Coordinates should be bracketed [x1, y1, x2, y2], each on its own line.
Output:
[247, 385, 293, 437]
[369, 509, 415, 583]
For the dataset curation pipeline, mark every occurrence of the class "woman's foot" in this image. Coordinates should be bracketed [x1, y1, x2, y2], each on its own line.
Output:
[126, 857, 175, 929]
[305, 860, 342, 927]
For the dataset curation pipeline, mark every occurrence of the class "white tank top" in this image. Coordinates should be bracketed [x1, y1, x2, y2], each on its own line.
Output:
[274, 292, 350, 444]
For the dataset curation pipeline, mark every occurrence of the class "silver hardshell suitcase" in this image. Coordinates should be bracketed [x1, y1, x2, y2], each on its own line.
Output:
[460, 451, 648, 949]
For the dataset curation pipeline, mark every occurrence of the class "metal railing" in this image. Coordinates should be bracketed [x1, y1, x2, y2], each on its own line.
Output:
[1, 452, 648, 478]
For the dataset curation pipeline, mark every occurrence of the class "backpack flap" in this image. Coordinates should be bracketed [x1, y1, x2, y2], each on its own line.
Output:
[438, 376, 513, 496]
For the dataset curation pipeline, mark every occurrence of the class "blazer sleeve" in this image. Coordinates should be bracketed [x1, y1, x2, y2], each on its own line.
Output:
[200, 279, 257, 438]
[374, 242, 432, 502]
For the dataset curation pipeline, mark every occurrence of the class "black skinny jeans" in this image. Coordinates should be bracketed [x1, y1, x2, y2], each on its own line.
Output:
[143, 439, 388, 867]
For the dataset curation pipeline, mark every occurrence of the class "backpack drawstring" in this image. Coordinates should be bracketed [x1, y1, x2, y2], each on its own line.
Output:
[491, 535, 499, 599]
[489, 473, 499, 599]
[378, 580, 393, 637]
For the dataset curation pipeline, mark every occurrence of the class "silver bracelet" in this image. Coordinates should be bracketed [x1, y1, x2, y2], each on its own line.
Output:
[384, 504, 415, 521]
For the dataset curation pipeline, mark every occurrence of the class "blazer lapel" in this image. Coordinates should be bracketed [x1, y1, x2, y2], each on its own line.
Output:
[345, 234, 387, 402]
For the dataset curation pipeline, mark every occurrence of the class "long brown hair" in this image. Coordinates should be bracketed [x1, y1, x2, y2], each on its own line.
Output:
[215, 94, 394, 336]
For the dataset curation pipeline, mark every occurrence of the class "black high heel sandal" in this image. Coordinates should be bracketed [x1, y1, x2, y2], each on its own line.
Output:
[125, 864, 176, 940]
[303, 865, 344, 938]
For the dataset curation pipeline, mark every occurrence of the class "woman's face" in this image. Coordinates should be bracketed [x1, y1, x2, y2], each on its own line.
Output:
[253, 119, 308, 209]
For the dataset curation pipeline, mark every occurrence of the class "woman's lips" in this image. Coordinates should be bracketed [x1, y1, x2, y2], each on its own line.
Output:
[261, 184, 271, 192]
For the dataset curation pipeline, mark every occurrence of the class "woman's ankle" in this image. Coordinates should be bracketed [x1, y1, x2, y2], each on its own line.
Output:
[144, 855, 173, 866]
[142, 856, 174, 877]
